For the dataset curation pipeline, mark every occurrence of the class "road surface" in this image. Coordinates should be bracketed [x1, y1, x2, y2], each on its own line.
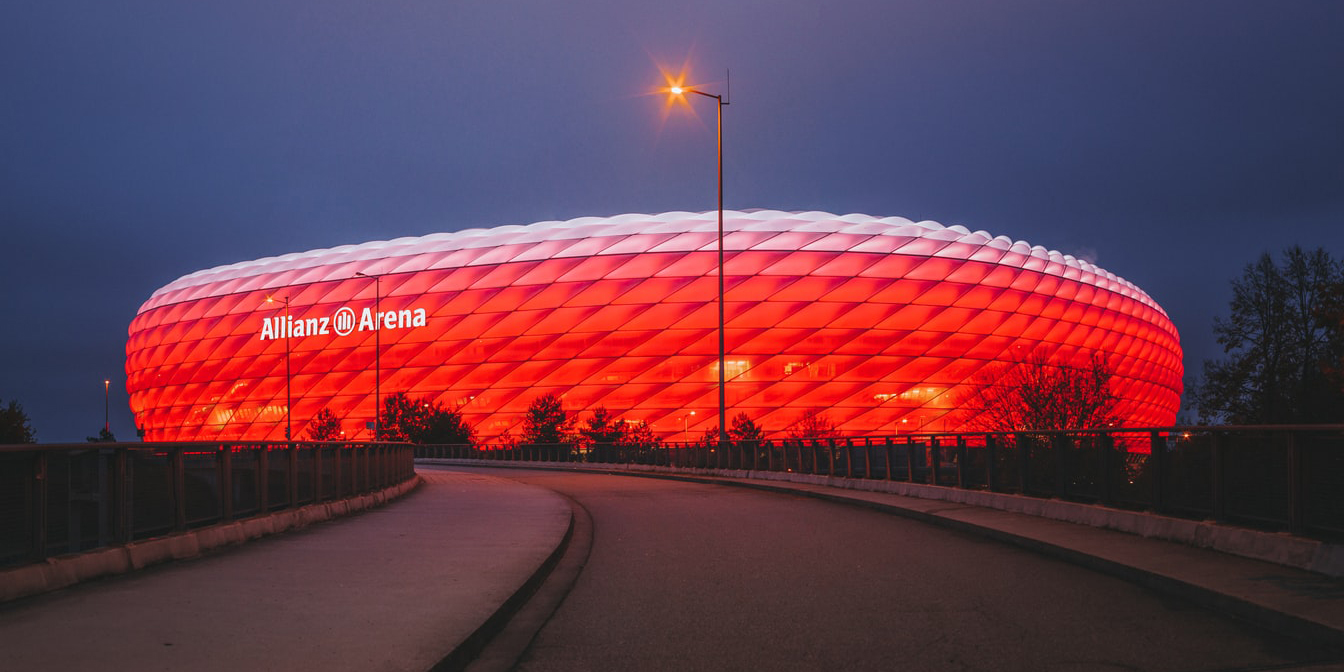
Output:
[436, 466, 1344, 672]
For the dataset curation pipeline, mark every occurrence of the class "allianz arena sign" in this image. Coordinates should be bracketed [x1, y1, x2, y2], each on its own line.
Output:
[125, 210, 1183, 442]
[258, 306, 428, 340]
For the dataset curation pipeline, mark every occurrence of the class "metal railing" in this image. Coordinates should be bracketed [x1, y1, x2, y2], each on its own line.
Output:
[0, 441, 416, 569]
[417, 426, 1344, 540]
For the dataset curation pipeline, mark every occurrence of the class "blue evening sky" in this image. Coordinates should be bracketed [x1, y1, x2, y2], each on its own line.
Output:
[2, 0, 1341, 441]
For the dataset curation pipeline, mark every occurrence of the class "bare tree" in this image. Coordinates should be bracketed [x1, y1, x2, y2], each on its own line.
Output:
[786, 408, 839, 440]
[1196, 247, 1344, 423]
[958, 352, 1120, 431]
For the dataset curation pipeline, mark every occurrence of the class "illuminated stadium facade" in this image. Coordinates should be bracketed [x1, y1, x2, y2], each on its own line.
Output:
[125, 210, 1183, 442]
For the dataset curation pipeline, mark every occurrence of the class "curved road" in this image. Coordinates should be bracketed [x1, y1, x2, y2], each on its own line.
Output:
[434, 466, 1342, 672]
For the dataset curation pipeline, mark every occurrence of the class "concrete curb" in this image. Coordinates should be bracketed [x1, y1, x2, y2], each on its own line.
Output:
[430, 499, 577, 672]
[0, 477, 422, 604]
[428, 459, 1344, 578]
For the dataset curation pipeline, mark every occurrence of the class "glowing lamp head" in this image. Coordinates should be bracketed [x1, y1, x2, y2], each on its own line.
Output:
[670, 86, 684, 95]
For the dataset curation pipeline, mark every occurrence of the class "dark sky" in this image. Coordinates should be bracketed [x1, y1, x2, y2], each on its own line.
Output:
[3, 1, 1342, 442]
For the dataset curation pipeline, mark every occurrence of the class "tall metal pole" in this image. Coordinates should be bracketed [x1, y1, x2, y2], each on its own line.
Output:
[374, 278, 380, 440]
[356, 272, 381, 440]
[716, 97, 726, 449]
[284, 297, 291, 441]
[266, 294, 292, 441]
[668, 82, 729, 448]
[103, 379, 110, 434]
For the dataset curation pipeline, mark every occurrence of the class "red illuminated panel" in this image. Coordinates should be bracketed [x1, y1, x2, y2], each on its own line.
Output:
[125, 211, 1183, 441]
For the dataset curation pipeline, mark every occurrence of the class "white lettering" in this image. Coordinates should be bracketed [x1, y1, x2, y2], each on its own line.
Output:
[260, 303, 428, 339]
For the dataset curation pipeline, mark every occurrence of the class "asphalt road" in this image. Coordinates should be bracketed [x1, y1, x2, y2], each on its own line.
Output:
[435, 466, 1344, 672]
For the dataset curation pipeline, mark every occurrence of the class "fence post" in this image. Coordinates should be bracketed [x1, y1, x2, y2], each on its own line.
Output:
[884, 438, 894, 481]
[906, 437, 917, 482]
[1149, 431, 1165, 514]
[114, 447, 130, 544]
[1016, 433, 1030, 494]
[171, 446, 186, 533]
[365, 444, 373, 491]
[288, 442, 299, 507]
[1099, 433, 1114, 507]
[929, 437, 940, 485]
[826, 440, 836, 477]
[955, 436, 967, 489]
[258, 444, 271, 512]
[985, 435, 997, 492]
[32, 451, 49, 561]
[314, 445, 325, 502]
[863, 438, 872, 479]
[1287, 431, 1303, 535]
[1054, 434, 1069, 499]
[844, 439, 854, 479]
[1211, 432, 1227, 523]
[219, 445, 233, 522]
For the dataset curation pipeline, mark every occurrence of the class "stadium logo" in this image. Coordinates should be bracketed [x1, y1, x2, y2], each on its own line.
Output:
[260, 306, 427, 341]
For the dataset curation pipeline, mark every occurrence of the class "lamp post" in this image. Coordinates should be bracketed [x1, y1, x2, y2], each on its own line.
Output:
[355, 272, 381, 440]
[667, 81, 729, 449]
[103, 379, 110, 435]
[266, 295, 292, 441]
[683, 410, 696, 440]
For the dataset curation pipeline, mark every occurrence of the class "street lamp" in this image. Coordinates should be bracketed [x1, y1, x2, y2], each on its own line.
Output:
[355, 272, 381, 440]
[265, 295, 292, 441]
[666, 79, 730, 449]
[683, 410, 696, 440]
[103, 379, 110, 435]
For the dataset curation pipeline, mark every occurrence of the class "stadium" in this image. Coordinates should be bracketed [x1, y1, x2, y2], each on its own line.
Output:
[125, 210, 1183, 442]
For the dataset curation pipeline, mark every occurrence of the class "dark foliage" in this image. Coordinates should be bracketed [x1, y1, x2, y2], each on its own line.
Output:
[1195, 247, 1344, 423]
[379, 392, 474, 444]
[306, 408, 342, 441]
[86, 427, 116, 442]
[0, 399, 36, 444]
[521, 393, 573, 445]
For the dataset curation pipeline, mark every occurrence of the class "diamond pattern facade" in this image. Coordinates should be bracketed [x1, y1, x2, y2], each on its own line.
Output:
[125, 211, 1183, 441]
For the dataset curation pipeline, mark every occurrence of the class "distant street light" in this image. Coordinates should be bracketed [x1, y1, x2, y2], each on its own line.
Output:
[665, 77, 730, 449]
[355, 272, 381, 440]
[266, 295, 292, 441]
[103, 379, 110, 435]
[683, 410, 696, 440]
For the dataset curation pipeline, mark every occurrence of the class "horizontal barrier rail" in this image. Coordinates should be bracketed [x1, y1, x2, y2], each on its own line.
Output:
[417, 426, 1344, 541]
[0, 441, 416, 569]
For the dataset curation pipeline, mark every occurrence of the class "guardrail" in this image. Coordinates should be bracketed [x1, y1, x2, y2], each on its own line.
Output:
[417, 426, 1344, 540]
[0, 441, 416, 568]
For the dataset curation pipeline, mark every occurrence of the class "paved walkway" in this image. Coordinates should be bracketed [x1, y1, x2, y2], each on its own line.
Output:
[0, 471, 571, 672]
